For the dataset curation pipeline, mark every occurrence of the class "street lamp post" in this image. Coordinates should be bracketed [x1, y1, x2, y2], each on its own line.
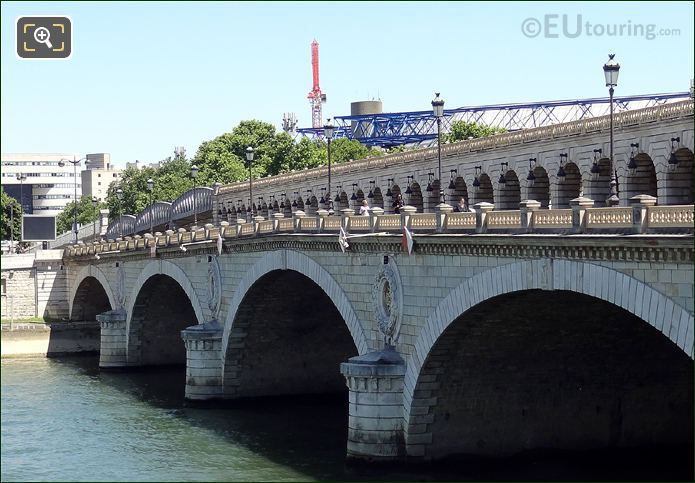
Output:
[323, 119, 335, 212]
[603, 54, 620, 206]
[15, 173, 26, 214]
[147, 178, 154, 233]
[59, 156, 89, 243]
[431, 93, 445, 204]
[116, 188, 124, 239]
[91, 196, 98, 242]
[246, 147, 255, 220]
[190, 165, 199, 227]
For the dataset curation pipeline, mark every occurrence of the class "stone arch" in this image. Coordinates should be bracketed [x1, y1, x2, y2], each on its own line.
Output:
[260, 202, 269, 218]
[372, 187, 384, 209]
[620, 153, 657, 206]
[282, 199, 292, 217]
[448, 176, 469, 208]
[221, 250, 369, 374]
[69, 265, 117, 320]
[127, 273, 200, 366]
[294, 195, 304, 212]
[555, 161, 581, 208]
[496, 170, 521, 210]
[305, 195, 319, 215]
[584, 157, 611, 207]
[125, 259, 206, 341]
[527, 165, 550, 207]
[404, 259, 694, 439]
[407, 181, 424, 212]
[472, 173, 493, 205]
[423, 178, 440, 213]
[352, 188, 365, 211]
[387, 184, 403, 214]
[658, 148, 694, 205]
[338, 191, 349, 210]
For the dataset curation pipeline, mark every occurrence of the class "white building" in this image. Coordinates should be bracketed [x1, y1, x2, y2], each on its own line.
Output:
[81, 153, 122, 202]
[1, 153, 116, 216]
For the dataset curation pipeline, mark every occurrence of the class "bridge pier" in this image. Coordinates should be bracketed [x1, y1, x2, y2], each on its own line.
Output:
[96, 309, 129, 370]
[340, 346, 406, 462]
[181, 322, 224, 401]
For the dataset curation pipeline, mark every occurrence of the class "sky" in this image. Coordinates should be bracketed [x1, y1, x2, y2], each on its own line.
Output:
[1, 1, 693, 167]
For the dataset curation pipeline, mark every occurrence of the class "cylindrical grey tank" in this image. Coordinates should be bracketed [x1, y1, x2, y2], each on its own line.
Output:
[350, 101, 383, 139]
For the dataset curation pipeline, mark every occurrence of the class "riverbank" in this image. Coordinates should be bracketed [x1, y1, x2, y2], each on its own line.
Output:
[1, 322, 99, 358]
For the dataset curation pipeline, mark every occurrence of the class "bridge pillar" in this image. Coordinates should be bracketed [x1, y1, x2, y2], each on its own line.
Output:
[317, 209, 329, 231]
[181, 321, 224, 401]
[341, 208, 354, 230]
[569, 196, 594, 233]
[293, 210, 306, 232]
[473, 202, 494, 233]
[271, 212, 284, 232]
[340, 346, 406, 462]
[400, 205, 416, 229]
[630, 194, 657, 234]
[370, 207, 384, 232]
[435, 203, 453, 232]
[96, 309, 129, 370]
[519, 199, 541, 233]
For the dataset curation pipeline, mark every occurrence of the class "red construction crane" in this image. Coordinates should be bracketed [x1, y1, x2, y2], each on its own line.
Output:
[307, 39, 326, 129]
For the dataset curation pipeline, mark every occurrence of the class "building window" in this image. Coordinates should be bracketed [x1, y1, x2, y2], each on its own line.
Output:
[1, 279, 6, 295]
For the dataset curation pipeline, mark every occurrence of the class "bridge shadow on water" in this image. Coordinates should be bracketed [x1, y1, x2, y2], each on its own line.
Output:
[58, 356, 692, 482]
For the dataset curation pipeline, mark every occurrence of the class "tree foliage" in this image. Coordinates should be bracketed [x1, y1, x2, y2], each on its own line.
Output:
[56, 195, 107, 235]
[106, 152, 192, 219]
[446, 121, 506, 143]
[108, 119, 498, 218]
[1, 189, 22, 241]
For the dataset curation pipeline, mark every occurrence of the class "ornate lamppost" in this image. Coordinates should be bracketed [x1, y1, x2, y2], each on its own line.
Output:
[246, 147, 255, 220]
[190, 165, 199, 227]
[603, 54, 620, 206]
[324, 118, 335, 213]
[431, 93, 445, 204]
[59, 156, 90, 243]
[146, 178, 154, 233]
[116, 188, 124, 239]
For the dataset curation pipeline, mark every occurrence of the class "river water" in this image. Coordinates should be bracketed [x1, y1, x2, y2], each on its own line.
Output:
[1, 356, 691, 482]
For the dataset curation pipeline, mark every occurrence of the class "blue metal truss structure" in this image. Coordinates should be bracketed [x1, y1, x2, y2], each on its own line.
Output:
[295, 92, 691, 147]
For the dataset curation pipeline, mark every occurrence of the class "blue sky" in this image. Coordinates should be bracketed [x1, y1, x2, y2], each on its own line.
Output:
[1, 1, 693, 166]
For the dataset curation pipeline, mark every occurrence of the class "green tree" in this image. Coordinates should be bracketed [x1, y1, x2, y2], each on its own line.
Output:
[1, 189, 22, 242]
[327, 138, 381, 164]
[56, 195, 106, 235]
[105, 155, 193, 219]
[445, 121, 507, 143]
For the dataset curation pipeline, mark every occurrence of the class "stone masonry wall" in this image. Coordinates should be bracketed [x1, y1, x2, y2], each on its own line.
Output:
[1, 267, 36, 319]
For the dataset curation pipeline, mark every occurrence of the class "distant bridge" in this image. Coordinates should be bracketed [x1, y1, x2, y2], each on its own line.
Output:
[297, 91, 691, 147]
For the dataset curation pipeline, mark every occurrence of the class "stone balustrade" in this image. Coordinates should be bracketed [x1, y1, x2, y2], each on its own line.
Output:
[64, 197, 694, 258]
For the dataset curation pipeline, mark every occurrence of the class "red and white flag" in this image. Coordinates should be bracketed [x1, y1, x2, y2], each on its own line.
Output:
[338, 227, 350, 253]
[402, 226, 414, 255]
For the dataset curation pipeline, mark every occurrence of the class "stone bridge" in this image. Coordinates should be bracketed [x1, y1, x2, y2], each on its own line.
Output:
[64, 204, 693, 461]
[61, 100, 694, 462]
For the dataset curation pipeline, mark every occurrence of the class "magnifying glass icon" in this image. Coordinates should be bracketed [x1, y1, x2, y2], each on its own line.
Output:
[33, 27, 53, 49]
